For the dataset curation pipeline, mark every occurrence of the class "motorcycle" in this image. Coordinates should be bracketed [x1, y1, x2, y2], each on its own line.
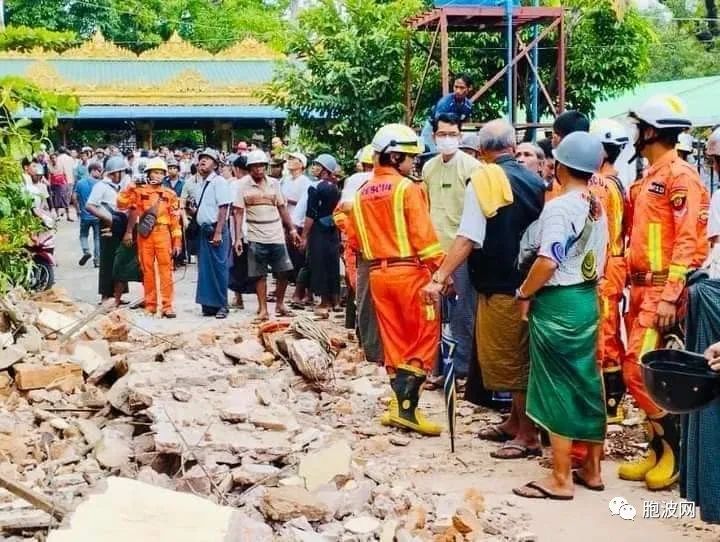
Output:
[27, 210, 56, 291]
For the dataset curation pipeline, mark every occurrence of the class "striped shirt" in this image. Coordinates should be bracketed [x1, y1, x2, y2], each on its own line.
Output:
[234, 175, 286, 244]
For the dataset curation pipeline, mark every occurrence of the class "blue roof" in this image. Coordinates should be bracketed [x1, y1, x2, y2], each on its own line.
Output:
[18, 105, 287, 120]
[0, 58, 278, 86]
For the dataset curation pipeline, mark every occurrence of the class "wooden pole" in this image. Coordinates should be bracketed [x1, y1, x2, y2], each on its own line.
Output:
[516, 33, 557, 117]
[0, 475, 69, 521]
[404, 35, 413, 125]
[440, 11, 450, 96]
[409, 24, 441, 125]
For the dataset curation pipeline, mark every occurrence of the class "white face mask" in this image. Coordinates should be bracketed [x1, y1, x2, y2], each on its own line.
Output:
[436, 136, 460, 155]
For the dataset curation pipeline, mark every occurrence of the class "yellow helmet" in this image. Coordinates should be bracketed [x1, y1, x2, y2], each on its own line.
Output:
[145, 157, 168, 173]
[359, 144, 374, 165]
[371, 123, 423, 155]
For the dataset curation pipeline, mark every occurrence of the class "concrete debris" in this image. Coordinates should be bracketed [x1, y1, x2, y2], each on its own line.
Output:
[14, 362, 83, 391]
[71, 340, 111, 375]
[0, 345, 27, 370]
[0, 290, 669, 542]
[47, 476, 272, 542]
[298, 440, 352, 491]
[261, 486, 330, 522]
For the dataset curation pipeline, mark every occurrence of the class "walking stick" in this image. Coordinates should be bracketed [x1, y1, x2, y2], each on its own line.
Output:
[441, 295, 458, 453]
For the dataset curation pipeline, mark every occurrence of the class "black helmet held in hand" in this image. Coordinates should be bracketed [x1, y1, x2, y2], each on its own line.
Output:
[641, 349, 720, 414]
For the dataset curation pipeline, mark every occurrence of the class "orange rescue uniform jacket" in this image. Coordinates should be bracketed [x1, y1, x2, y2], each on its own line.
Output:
[346, 166, 444, 270]
[589, 163, 627, 259]
[117, 183, 183, 246]
[627, 149, 709, 303]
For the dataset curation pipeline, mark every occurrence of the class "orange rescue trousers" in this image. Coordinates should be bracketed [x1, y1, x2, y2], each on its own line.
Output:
[598, 256, 627, 368]
[623, 285, 669, 418]
[137, 227, 175, 314]
[369, 263, 439, 373]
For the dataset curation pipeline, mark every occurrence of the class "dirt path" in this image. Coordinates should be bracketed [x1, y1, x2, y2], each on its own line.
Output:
[52, 219, 720, 541]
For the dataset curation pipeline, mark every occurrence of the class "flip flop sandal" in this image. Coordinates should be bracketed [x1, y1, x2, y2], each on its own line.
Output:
[490, 443, 543, 460]
[477, 425, 514, 443]
[289, 301, 305, 310]
[252, 315, 270, 324]
[512, 481, 574, 501]
[572, 470, 605, 491]
[275, 308, 295, 317]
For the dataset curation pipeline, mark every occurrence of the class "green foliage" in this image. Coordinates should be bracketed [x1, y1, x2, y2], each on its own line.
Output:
[562, 1, 655, 112]
[265, 0, 653, 160]
[0, 25, 78, 52]
[262, 0, 423, 164]
[0, 77, 79, 292]
[5, 0, 287, 54]
[643, 0, 720, 81]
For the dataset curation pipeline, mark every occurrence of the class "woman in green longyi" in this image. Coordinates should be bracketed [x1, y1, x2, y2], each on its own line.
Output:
[512, 132, 609, 501]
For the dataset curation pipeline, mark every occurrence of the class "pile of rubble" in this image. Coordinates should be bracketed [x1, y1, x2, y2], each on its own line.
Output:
[0, 287, 614, 541]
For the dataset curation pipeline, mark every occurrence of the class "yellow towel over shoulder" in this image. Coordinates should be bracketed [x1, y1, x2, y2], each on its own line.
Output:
[470, 164, 513, 218]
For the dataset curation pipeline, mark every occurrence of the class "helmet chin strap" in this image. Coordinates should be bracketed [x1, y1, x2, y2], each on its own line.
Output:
[628, 129, 658, 164]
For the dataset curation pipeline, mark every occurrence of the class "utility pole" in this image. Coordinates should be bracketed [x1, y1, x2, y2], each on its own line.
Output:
[0, 0, 5, 30]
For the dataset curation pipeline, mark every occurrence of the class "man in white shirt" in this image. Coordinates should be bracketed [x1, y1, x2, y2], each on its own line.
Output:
[422, 113, 481, 381]
[194, 148, 233, 318]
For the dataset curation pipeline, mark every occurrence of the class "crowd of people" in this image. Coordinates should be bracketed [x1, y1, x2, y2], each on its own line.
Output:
[18, 91, 720, 518]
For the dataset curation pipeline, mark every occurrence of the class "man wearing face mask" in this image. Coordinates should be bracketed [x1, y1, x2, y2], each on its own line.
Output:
[619, 95, 710, 491]
[422, 113, 481, 382]
[346, 123, 445, 436]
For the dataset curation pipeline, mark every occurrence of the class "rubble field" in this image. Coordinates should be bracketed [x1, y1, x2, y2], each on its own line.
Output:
[0, 287, 718, 542]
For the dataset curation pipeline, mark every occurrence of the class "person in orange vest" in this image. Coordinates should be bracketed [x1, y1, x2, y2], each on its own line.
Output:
[620, 95, 710, 490]
[118, 157, 182, 318]
[588, 118, 631, 424]
[346, 124, 445, 435]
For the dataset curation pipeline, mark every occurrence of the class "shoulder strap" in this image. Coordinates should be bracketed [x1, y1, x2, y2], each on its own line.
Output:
[196, 178, 211, 208]
[605, 174, 625, 197]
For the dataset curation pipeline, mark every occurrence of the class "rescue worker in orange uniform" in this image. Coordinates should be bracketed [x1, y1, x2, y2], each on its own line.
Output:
[588, 118, 630, 424]
[619, 95, 710, 490]
[118, 158, 182, 318]
[346, 124, 445, 436]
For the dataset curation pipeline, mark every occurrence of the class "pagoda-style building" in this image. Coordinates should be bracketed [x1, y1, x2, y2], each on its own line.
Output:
[0, 32, 287, 149]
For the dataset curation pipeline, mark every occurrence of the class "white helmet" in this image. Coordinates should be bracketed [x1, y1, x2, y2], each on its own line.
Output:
[676, 132, 694, 153]
[245, 150, 269, 167]
[590, 118, 629, 147]
[371, 123, 423, 155]
[628, 94, 692, 130]
[707, 127, 720, 157]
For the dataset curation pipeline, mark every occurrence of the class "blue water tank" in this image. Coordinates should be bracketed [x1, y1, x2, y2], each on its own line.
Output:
[433, 0, 519, 6]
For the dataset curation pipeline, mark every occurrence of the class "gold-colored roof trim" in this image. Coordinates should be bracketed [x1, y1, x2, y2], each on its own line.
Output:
[0, 31, 284, 60]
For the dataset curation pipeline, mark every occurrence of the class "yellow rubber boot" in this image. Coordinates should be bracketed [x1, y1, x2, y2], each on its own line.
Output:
[618, 421, 661, 481]
[380, 377, 398, 426]
[645, 415, 680, 490]
[387, 364, 442, 436]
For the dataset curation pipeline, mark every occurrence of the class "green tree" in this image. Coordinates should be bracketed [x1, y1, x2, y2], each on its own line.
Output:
[643, 0, 720, 81]
[0, 78, 78, 291]
[5, 0, 287, 54]
[264, 0, 654, 161]
[0, 25, 78, 52]
[262, 0, 423, 163]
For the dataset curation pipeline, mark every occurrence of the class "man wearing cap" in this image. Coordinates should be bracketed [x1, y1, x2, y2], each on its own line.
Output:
[301, 154, 342, 317]
[619, 95, 710, 490]
[512, 131, 608, 500]
[118, 158, 182, 318]
[459, 133, 481, 160]
[269, 157, 285, 181]
[280, 152, 311, 306]
[233, 150, 300, 321]
[86, 155, 132, 306]
[422, 112, 481, 382]
[422, 119, 545, 458]
[194, 148, 233, 318]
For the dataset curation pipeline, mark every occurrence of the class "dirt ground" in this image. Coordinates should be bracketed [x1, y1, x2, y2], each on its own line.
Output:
[52, 219, 720, 542]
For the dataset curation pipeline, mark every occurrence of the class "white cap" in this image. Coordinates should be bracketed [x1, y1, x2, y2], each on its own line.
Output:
[245, 149, 269, 167]
[287, 151, 307, 168]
